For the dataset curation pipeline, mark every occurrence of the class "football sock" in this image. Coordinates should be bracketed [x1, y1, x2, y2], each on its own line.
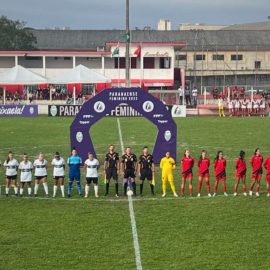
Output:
[169, 180, 176, 194]
[124, 183, 128, 195]
[14, 187, 18, 195]
[214, 182, 218, 193]
[43, 183, 49, 195]
[60, 185, 65, 197]
[76, 181, 82, 194]
[243, 185, 247, 193]
[6, 187, 9, 195]
[150, 184, 154, 194]
[189, 185, 193, 195]
[206, 181, 210, 193]
[94, 185, 98, 196]
[34, 184, 39, 195]
[198, 181, 203, 193]
[162, 180, 166, 194]
[256, 185, 260, 193]
[250, 182, 255, 191]
[53, 185, 58, 197]
[115, 183, 119, 195]
[68, 181, 72, 195]
[85, 185, 90, 196]
[181, 184, 185, 194]
[20, 188, 23, 195]
[140, 183, 144, 194]
[105, 183, 109, 194]
[28, 187, 32, 195]
[132, 182, 136, 195]
[222, 184, 227, 193]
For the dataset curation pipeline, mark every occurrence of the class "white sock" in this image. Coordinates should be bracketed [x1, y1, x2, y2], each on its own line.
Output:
[60, 185, 65, 197]
[34, 184, 39, 195]
[14, 187, 18, 195]
[53, 185, 58, 197]
[6, 187, 10, 195]
[20, 188, 24, 195]
[28, 187, 32, 195]
[94, 185, 98, 196]
[85, 185, 90, 196]
[43, 183, 49, 195]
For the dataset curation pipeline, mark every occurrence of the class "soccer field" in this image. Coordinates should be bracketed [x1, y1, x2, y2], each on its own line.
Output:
[0, 116, 270, 270]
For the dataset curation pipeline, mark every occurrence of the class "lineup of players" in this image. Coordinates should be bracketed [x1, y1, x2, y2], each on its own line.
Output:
[0, 146, 269, 198]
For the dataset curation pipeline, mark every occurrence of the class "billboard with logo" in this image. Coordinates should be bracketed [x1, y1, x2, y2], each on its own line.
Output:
[70, 88, 177, 162]
[0, 105, 38, 117]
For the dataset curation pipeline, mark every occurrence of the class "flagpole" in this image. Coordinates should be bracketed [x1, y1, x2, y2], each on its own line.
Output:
[125, 0, 130, 87]
[140, 42, 143, 88]
[118, 54, 120, 87]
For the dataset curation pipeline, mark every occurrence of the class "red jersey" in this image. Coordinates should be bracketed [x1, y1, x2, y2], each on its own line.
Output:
[181, 156, 194, 174]
[235, 158, 247, 175]
[214, 158, 226, 177]
[264, 157, 270, 175]
[198, 158, 210, 175]
[250, 155, 263, 174]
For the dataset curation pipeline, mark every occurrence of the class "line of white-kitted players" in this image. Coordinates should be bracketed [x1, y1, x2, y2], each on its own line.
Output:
[0, 150, 99, 198]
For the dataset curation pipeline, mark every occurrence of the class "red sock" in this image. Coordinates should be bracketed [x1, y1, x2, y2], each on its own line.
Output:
[214, 183, 218, 193]
[198, 181, 202, 193]
[181, 185, 185, 194]
[243, 186, 247, 193]
[222, 184, 227, 192]
[256, 185, 260, 193]
[268, 187, 270, 193]
[189, 186, 193, 195]
[250, 183, 255, 191]
[206, 181, 210, 193]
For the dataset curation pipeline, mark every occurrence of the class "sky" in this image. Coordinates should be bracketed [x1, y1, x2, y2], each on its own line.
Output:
[1, 0, 270, 29]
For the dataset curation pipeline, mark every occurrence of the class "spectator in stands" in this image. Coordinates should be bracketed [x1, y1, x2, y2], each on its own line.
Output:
[228, 99, 233, 117]
[178, 86, 184, 105]
[212, 88, 219, 100]
[259, 99, 266, 117]
[225, 85, 231, 100]
[192, 86, 198, 107]
[239, 87, 245, 99]
[185, 86, 191, 105]
[241, 99, 248, 117]
[234, 98, 240, 117]
[247, 99, 253, 117]
[232, 86, 238, 99]
[28, 92, 33, 103]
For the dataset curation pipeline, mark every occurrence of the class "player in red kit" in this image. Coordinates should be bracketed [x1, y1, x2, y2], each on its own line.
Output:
[263, 156, 270, 197]
[197, 150, 211, 198]
[233, 150, 247, 196]
[213, 151, 228, 197]
[249, 148, 263, 197]
[180, 149, 194, 196]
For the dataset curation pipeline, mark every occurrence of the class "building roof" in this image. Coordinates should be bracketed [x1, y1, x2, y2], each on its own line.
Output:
[30, 29, 270, 51]
[223, 21, 270, 31]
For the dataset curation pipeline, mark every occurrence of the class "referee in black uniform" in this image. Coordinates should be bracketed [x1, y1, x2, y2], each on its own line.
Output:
[104, 145, 120, 197]
[138, 146, 155, 196]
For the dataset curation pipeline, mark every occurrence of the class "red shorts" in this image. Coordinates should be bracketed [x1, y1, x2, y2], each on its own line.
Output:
[199, 173, 210, 178]
[215, 176, 226, 182]
[182, 173, 193, 180]
[266, 175, 270, 183]
[252, 173, 262, 181]
[235, 172, 246, 179]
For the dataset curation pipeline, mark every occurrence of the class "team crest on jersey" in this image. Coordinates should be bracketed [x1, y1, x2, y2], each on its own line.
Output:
[50, 105, 58, 117]
[164, 130, 171, 142]
[142, 101, 154, 113]
[94, 101, 105, 113]
[76, 132, 83, 143]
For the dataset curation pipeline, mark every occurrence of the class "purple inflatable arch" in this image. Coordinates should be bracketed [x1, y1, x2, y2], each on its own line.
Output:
[70, 88, 177, 163]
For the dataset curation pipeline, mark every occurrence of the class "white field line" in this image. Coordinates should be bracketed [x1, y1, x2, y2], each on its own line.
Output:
[117, 118, 143, 270]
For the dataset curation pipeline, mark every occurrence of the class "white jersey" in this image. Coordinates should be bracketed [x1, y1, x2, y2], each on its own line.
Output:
[235, 100, 240, 109]
[33, 159, 48, 177]
[85, 158, 99, 178]
[4, 159, 19, 176]
[247, 101, 252, 109]
[253, 102, 259, 109]
[51, 158, 65, 177]
[19, 161, 33, 182]
[228, 101, 233, 109]
[241, 101, 247, 109]
[260, 101, 266, 109]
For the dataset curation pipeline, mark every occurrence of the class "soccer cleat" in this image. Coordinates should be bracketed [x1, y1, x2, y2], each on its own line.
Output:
[84, 195, 88, 198]
[115, 194, 119, 198]
[249, 191, 253, 196]
[95, 195, 99, 198]
[104, 193, 109, 197]
[255, 192, 260, 197]
[212, 193, 217, 197]
[243, 192, 247, 196]
[233, 192, 237, 197]
[208, 193, 212, 198]
[197, 193, 201, 198]
[267, 193, 270, 197]
[173, 192, 179, 197]
[224, 192, 228, 197]
[162, 193, 166, 198]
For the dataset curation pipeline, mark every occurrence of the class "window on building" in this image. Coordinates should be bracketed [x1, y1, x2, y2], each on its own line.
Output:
[114, 57, 137, 69]
[143, 57, 155, 69]
[194, 54, 206, 61]
[213, 54, 224, 61]
[255, 61, 261, 69]
[231, 54, 243, 61]
[175, 55, 187, 61]
[64, 57, 71, 60]
[160, 57, 171, 69]
[24, 56, 42, 61]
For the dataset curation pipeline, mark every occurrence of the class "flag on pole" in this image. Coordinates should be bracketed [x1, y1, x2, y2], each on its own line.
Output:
[112, 44, 120, 57]
[134, 47, 141, 57]
[123, 32, 130, 43]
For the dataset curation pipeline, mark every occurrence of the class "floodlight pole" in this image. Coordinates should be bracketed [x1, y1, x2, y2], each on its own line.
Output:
[125, 0, 130, 87]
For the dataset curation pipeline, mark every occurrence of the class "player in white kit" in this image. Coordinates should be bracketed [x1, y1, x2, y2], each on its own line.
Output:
[19, 153, 33, 196]
[51, 152, 65, 198]
[84, 153, 100, 198]
[33, 153, 48, 197]
[4, 152, 19, 196]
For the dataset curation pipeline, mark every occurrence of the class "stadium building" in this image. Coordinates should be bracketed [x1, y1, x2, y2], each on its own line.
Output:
[1, 26, 270, 93]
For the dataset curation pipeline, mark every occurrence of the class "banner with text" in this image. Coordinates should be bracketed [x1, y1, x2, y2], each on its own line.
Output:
[0, 105, 38, 117]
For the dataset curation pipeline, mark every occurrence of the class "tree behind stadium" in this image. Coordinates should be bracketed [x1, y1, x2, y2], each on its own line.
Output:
[0, 16, 37, 50]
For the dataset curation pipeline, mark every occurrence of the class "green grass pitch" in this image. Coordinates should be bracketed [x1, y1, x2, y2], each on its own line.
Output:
[0, 116, 270, 270]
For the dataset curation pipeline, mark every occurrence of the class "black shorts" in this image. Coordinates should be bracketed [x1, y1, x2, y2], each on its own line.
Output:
[6, 175, 17, 180]
[106, 168, 118, 181]
[35, 175, 47, 181]
[86, 177, 98, 184]
[124, 169, 135, 179]
[140, 169, 152, 181]
[54, 176, 65, 180]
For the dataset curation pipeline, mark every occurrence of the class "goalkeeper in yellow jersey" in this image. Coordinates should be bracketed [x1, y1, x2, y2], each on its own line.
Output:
[160, 152, 178, 198]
